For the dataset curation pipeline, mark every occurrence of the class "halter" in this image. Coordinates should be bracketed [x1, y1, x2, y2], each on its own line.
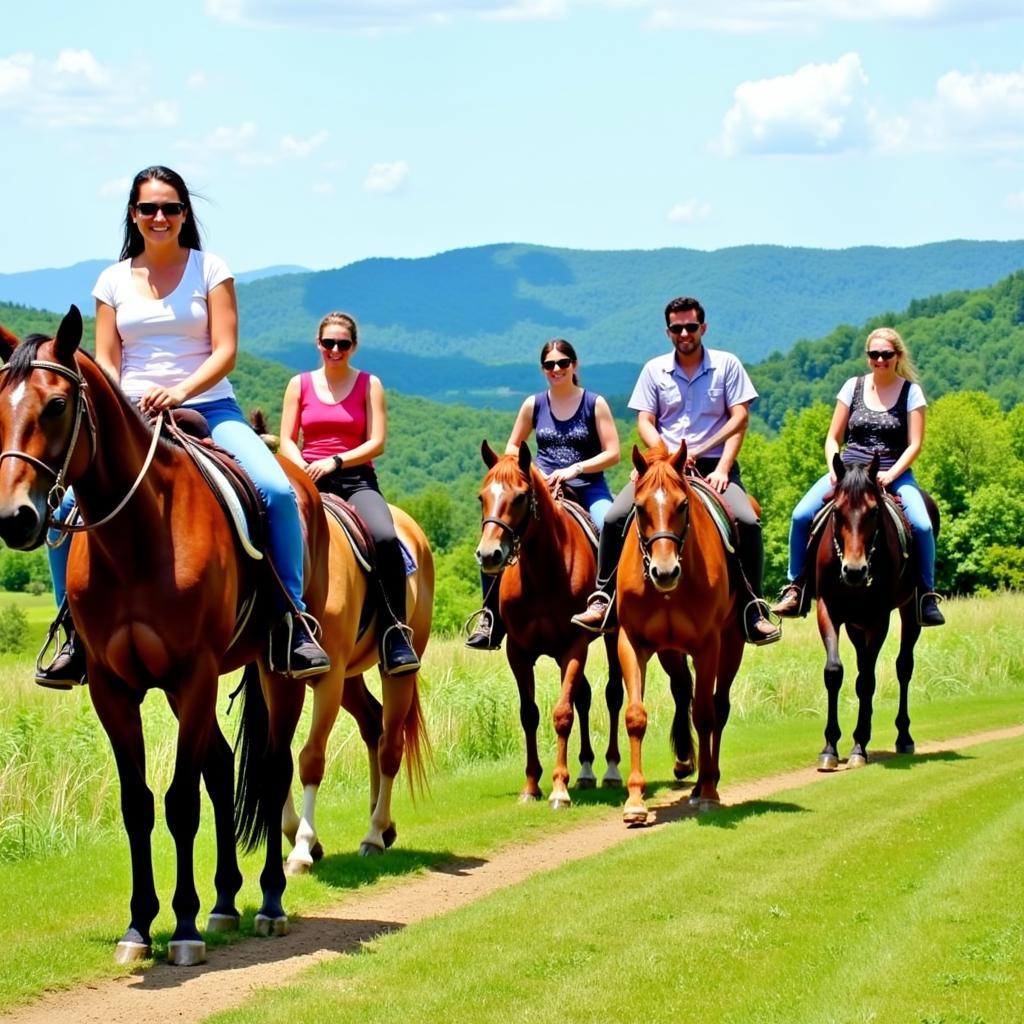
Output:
[830, 497, 880, 587]
[633, 499, 690, 582]
[480, 477, 539, 567]
[0, 358, 162, 543]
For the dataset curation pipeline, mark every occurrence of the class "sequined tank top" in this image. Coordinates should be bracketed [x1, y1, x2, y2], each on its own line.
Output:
[843, 376, 911, 470]
[532, 389, 606, 486]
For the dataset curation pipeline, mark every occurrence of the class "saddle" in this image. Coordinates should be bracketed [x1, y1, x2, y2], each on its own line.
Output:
[556, 491, 600, 550]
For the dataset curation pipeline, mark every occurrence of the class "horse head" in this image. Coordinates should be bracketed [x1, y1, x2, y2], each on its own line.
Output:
[631, 441, 690, 592]
[830, 452, 883, 588]
[476, 439, 537, 573]
[0, 306, 89, 550]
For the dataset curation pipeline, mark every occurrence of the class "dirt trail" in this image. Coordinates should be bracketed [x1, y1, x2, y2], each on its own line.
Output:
[5, 724, 1022, 1024]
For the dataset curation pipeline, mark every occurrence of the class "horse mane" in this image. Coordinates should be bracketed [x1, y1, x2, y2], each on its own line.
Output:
[836, 462, 877, 505]
[2, 333, 49, 384]
[636, 441, 686, 492]
[486, 453, 558, 516]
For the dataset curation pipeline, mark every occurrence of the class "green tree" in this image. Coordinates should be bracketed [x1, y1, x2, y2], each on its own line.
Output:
[0, 604, 28, 653]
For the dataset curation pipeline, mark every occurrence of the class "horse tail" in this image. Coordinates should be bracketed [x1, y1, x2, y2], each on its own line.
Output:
[233, 662, 271, 853]
[402, 679, 432, 800]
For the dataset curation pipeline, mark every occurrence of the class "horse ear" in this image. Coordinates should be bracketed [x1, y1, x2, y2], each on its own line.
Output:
[631, 444, 647, 476]
[670, 440, 688, 475]
[0, 324, 18, 364]
[518, 440, 532, 474]
[481, 440, 498, 468]
[53, 305, 83, 362]
[868, 453, 881, 485]
[832, 452, 845, 482]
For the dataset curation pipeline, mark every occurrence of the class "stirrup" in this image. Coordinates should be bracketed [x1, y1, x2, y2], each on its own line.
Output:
[267, 610, 330, 679]
[463, 607, 493, 640]
[380, 621, 420, 676]
[743, 598, 782, 647]
[917, 590, 945, 627]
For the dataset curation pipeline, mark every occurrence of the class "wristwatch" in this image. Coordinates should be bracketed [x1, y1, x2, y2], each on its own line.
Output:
[332, 454, 343, 470]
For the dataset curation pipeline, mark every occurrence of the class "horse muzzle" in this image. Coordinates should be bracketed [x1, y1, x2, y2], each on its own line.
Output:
[0, 496, 46, 550]
[475, 540, 509, 575]
[839, 561, 871, 588]
[648, 557, 681, 592]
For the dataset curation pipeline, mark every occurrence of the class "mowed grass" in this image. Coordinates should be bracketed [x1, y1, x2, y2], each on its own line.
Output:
[0, 590, 1020, 1012]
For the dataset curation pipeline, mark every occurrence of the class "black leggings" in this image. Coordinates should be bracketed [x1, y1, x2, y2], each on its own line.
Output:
[317, 466, 407, 624]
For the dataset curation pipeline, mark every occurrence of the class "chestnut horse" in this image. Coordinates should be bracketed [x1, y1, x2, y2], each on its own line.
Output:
[275, 504, 434, 868]
[0, 308, 321, 965]
[616, 442, 745, 823]
[476, 441, 694, 807]
[813, 453, 937, 770]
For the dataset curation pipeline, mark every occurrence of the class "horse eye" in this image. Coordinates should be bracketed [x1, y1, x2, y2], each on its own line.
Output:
[42, 396, 67, 419]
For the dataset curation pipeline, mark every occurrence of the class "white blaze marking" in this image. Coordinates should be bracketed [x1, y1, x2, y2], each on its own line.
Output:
[9, 382, 25, 407]
[654, 487, 667, 509]
[488, 482, 504, 500]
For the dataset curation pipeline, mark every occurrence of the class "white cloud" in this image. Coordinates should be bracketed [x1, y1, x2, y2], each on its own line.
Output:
[281, 130, 329, 158]
[667, 199, 711, 224]
[716, 53, 874, 156]
[364, 160, 410, 194]
[97, 176, 132, 200]
[0, 49, 177, 130]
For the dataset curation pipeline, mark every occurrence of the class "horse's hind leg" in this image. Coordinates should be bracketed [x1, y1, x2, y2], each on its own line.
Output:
[659, 650, 694, 780]
[601, 632, 623, 788]
[573, 670, 597, 790]
[202, 721, 243, 930]
[894, 605, 920, 754]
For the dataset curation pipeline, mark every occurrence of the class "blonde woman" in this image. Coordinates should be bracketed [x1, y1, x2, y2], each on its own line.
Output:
[772, 327, 943, 626]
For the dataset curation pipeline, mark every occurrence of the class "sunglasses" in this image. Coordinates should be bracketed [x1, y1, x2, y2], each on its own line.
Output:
[135, 202, 187, 218]
[867, 350, 896, 361]
[541, 358, 573, 371]
[319, 337, 353, 352]
[667, 322, 702, 336]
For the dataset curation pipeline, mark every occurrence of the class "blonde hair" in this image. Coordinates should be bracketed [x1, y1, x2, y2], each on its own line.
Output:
[865, 326, 918, 383]
[317, 311, 358, 345]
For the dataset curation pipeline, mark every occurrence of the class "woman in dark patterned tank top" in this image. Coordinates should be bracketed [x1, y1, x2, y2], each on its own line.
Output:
[279, 311, 420, 674]
[465, 339, 620, 650]
[772, 327, 944, 626]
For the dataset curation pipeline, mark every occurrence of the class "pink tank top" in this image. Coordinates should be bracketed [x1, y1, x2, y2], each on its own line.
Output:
[299, 370, 372, 464]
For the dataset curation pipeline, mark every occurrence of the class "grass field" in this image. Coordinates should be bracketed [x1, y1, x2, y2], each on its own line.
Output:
[0, 590, 1021, 1017]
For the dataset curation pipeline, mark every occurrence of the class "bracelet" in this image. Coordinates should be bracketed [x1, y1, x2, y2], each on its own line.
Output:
[333, 454, 343, 469]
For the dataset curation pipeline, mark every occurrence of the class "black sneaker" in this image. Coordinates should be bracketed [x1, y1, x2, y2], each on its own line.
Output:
[269, 613, 331, 679]
[381, 623, 420, 676]
[35, 632, 87, 690]
[919, 592, 945, 627]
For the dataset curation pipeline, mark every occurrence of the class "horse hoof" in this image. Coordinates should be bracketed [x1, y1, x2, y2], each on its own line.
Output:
[601, 776, 622, 789]
[166, 939, 207, 966]
[285, 857, 313, 877]
[622, 803, 649, 826]
[206, 913, 240, 933]
[576, 776, 597, 791]
[847, 753, 867, 769]
[549, 795, 572, 810]
[114, 940, 151, 964]
[695, 798, 721, 813]
[310, 840, 325, 861]
[896, 743, 915, 755]
[673, 758, 695, 780]
[817, 753, 840, 772]
[254, 914, 289, 937]
[359, 841, 385, 857]
[518, 791, 542, 804]
[382, 824, 397, 849]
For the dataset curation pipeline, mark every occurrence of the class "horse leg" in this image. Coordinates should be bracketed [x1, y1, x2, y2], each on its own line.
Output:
[550, 636, 589, 808]
[894, 604, 921, 754]
[285, 665, 344, 875]
[690, 644, 723, 809]
[617, 630, 650, 824]
[340, 674, 391, 848]
[659, 650, 694, 780]
[507, 641, 543, 802]
[601, 632, 623, 788]
[817, 598, 844, 771]
[848, 623, 887, 768]
[573, 670, 597, 791]
[707, 626, 744, 801]
[90, 676, 159, 963]
[201, 721, 243, 932]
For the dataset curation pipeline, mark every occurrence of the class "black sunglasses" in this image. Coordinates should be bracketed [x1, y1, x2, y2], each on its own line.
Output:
[541, 358, 573, 371]
[135, 202, 187, 218]
[668, 322, 702, 335]
[867, 350, 896, 361]
[320, 337, 353, 352]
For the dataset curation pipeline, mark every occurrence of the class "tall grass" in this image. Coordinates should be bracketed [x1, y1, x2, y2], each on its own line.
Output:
[1, 591, 1020, 864]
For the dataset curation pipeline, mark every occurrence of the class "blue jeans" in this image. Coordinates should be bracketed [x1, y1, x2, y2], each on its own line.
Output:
[786, 468, 936, 589]
[48, 397, 307, 613]
[568, 477, 614, 530]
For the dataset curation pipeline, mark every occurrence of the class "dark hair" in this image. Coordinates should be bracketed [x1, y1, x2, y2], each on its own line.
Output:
[664, 296, 705, 325]
[318, 311, 359, 345]
[120, 166, 203, 260]
[540, 338, 579, 386]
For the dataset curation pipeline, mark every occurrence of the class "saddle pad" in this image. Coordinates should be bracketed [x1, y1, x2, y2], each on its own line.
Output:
[188, 444, 262, 560]
[321, 495, 417, 576]
[809, 495, 910, 560]
[558, 496, 599, 549]
[688, 479, 737, 555]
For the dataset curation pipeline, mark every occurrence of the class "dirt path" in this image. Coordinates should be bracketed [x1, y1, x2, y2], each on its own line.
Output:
[5, 724, 1022, 1024]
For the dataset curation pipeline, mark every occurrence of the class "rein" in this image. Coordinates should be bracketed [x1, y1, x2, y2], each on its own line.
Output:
[480, 477, 539, 567]
[0, 358, 163, 544]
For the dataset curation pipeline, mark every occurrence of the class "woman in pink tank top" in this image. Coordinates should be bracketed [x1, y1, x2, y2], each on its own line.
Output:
[279, 311, 420, 675]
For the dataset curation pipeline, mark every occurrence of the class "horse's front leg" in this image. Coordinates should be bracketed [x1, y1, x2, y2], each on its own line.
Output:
[601, 631, 624, 788]
[201, 721, 243, 932]
[339, 674, 391, 850]
[507, 640, 543, 802]
[848, 622, 888, 768]
[89, 674, 159, 964]
[617, 629, 650, 825]
[551, 635, 589, 808]
[816, 597, 844, 771]
[894, 603, 921, 754]
[659, 649, 694, 780]
[690, 642, 723, 810]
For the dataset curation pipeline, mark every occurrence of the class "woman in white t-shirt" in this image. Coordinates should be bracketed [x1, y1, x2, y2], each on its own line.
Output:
[37, 166, 330, 686]
[771, 327, 944, 626]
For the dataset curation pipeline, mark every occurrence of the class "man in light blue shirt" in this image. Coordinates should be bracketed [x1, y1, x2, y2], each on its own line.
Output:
[572, 295, 780, 644]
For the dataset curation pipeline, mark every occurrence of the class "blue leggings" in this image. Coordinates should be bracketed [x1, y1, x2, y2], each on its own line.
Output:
[49, 397, 306, 612]
[786, 468, 936, 589]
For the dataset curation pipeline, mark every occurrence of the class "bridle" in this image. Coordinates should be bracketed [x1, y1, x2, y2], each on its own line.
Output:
[830, 494, 881, 587]
[0, 358, 162, 543]
[480, 476, 539, 567]
[633, 495, 690, 582]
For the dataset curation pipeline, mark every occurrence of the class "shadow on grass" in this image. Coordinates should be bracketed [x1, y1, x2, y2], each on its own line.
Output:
[873, 749, 972, 771]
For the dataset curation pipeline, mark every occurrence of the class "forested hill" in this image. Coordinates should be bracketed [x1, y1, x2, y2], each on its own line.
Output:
[235, 239, 1024, 372]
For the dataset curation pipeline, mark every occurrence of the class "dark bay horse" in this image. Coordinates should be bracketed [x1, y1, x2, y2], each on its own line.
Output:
[616, 442, 745, 823]
[277, 504, 434, 868]
[0, 308, 323, 966]
[813, 453, 937, 770]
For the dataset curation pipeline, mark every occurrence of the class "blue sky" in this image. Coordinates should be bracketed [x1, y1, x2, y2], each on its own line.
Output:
[2, 0, 1023, 274]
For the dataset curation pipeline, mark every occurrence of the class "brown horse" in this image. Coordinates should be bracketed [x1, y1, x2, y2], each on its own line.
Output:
[276, 504, 434, 867]
[616, 442, 745, 823]
[0, 307, 321, 966]
[813, 453, 937, 770]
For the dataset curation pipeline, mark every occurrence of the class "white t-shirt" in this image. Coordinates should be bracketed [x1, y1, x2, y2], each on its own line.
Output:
[92, 249, 235, 404]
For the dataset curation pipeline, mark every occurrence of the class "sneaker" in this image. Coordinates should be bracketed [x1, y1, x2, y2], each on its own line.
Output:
[35, 632, 87, 690]
[919, 592, 945, 627]
[269, 613, 331, 680]
[743, 601, 782, 647]
[464, 610, 502, 651]
[571, 592, 614, 634]
[381, 623, 420, 676]
[770, 583, 802, 618]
